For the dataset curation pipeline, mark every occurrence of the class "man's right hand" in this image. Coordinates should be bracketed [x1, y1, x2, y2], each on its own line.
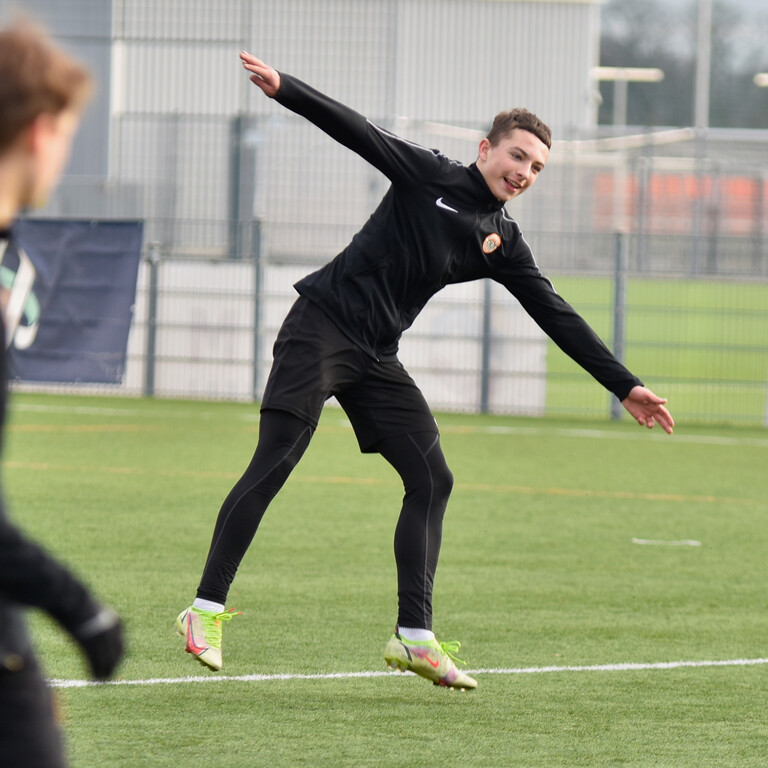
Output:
[240, 51, 281, 97]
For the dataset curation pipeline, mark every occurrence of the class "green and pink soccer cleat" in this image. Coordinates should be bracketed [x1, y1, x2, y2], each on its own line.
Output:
[175, 606, 239, 671]
[384, 629, 477, 689]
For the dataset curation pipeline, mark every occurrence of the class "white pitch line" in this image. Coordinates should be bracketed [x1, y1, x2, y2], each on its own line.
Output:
[49, 657, 768, 689]
[472, 658, 768, 675]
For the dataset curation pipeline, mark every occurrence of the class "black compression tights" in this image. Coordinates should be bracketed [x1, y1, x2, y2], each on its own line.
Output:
[197, 411, 454, 631]
[377, 432, 454, 630]
[197, 410, 314, 605]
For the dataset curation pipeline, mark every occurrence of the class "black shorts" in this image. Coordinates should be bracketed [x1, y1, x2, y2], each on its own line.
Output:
[261, 296, 438, 452]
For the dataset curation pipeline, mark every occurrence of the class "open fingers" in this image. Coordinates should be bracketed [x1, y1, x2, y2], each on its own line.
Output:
[239, 51, 281, 96]
[638, 404, 674, 434]
[654, 404, 675, 434]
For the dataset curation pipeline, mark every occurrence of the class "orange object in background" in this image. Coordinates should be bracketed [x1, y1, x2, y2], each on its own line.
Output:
[593, 172, 766, 236]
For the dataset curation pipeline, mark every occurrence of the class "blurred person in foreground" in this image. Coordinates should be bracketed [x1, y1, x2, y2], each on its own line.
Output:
[176, 52, 674, 690]
[0, 20, 124, 768]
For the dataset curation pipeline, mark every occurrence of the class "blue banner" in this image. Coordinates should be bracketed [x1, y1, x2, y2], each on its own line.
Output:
[0, 219, 143, 384]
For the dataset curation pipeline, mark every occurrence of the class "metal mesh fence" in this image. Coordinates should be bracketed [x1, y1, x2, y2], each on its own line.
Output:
[5, 0, 768, 426]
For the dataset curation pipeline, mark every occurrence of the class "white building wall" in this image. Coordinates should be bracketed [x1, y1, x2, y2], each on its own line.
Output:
[106, 0, 602, 258]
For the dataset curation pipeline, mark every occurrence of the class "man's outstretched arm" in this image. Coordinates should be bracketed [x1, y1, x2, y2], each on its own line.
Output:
[0, 511, 124, 679]
[239, 51, 443, 186]
[494, 256, 675, 435]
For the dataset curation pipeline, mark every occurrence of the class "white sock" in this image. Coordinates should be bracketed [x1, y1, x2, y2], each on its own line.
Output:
[193, 598, 225, 613]
[398, 626, 435, 642]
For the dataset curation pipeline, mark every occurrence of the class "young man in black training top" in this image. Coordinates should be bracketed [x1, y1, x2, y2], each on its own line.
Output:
[176, 52, 674, 689]
[0, 21, 124, 767]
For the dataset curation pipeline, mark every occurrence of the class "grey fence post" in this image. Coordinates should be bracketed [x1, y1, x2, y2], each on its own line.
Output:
[143, 242, 160, 397]
[229, 114, 257, 260]
[611, 231, 627, 421]
[480, 278, 492, 413]
[251, 219, 263, 402]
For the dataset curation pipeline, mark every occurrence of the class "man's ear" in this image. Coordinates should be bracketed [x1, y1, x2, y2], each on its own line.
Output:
[23, 114, 49, 155]
[477, 137, 491, 162]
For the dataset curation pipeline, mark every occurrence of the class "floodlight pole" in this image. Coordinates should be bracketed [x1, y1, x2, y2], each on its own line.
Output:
[692, 0, 713, 274]
[694, 0, 713, 131]
[613, 79, 628, 131]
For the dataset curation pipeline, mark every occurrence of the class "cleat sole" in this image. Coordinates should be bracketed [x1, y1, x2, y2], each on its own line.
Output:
[192, 654, 220, 671]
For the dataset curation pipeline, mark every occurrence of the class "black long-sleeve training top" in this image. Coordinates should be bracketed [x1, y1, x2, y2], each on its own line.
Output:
[0, 232, 101, 671]
[276, 73, 642, 401]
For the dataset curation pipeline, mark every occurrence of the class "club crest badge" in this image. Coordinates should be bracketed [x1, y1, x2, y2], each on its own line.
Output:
[482, 233, 501, 254]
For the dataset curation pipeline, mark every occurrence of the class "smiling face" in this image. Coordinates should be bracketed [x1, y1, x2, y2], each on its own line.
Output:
[476, 128, 549, 202]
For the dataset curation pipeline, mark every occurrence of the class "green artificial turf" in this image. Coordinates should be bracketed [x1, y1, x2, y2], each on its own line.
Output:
[4, 393, 767, 767]
[545, 275, 768, 424]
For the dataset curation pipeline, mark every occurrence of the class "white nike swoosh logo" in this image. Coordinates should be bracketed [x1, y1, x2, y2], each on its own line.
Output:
[435, 197, 458, 213]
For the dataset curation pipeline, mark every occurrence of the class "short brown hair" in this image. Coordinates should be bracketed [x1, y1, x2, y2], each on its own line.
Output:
[487, 108, 552, 149]
[0, 20, 92, 152]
